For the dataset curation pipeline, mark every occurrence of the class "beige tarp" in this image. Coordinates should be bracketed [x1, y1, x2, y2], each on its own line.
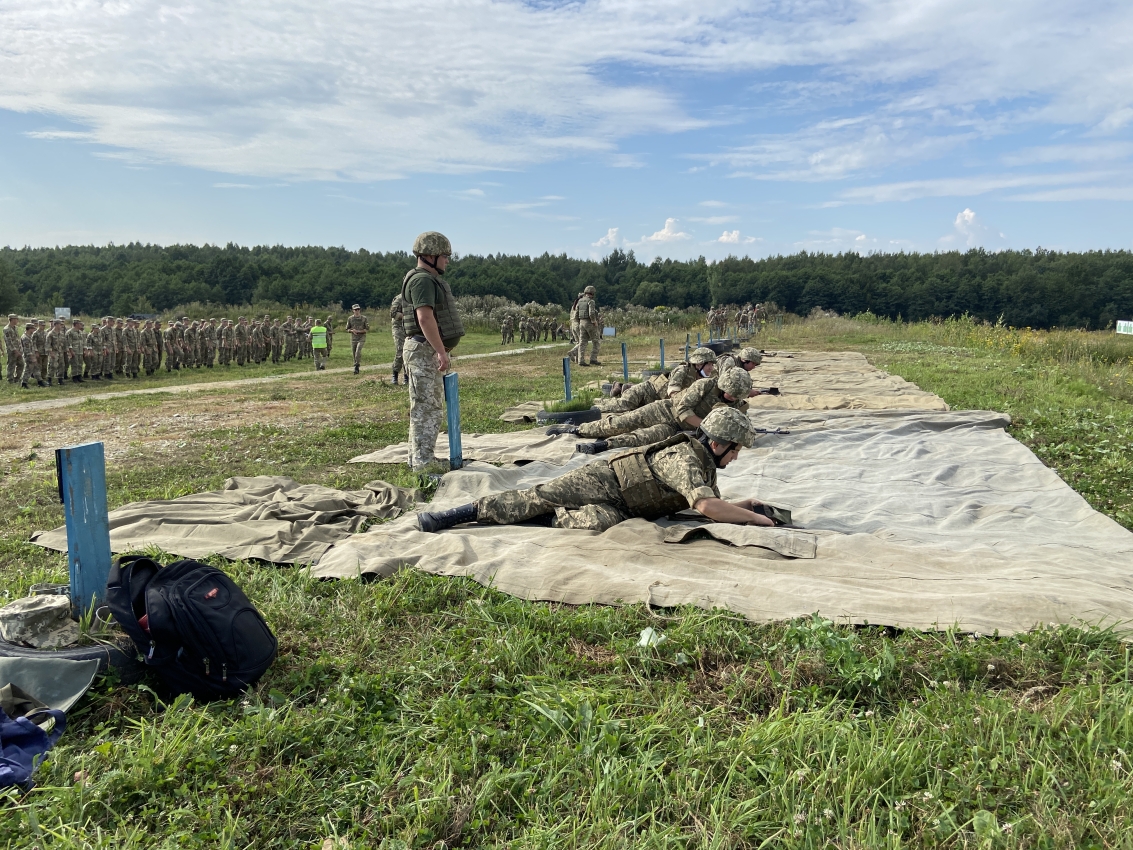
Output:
[33, 476, 419, 565]
[315, 410, 1133, 635]
[350, 428, 582, 466]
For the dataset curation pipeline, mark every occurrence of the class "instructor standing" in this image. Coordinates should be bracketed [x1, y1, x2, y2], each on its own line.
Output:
[346, 304, 370, 374]
[401, 231, 465, 472]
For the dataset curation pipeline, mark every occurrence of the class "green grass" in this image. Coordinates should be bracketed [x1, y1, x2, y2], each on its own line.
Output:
[2, 319, 1133, 847]
[544, 392, 598, 413]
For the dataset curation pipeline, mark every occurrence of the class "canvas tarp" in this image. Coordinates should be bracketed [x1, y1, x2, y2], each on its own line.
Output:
[314, 409, 1133, 635]
[32, 476, 419, 565]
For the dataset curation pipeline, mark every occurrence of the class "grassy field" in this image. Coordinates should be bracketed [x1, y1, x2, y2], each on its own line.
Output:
[2, 320, 1133, 848]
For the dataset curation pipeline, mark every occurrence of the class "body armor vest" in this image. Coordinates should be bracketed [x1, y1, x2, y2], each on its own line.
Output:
[608, 433, 715, 520]
[401, 269, 466, 347]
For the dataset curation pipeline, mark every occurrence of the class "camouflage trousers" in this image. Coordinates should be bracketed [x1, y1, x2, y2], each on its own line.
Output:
[391, 323, 405, 373]
[578, 399, 679, 440]
[6, 348, 24, 383]
[475, 460, 631, 532]
[313, 347, 327, 369]
[577, 323, 601, 364]
[594, 376, 664, 414]
[404, 338, 447, 470]
[350, 336, 365, 368]
[46, 352, 64, 382]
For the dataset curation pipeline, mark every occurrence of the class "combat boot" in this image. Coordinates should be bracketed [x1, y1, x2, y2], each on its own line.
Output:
[20, 381, 28, 389]
[72, 376, 82, 383]
[545, 424, 580, 436]
[575, 440, 609, 454]
[37, 379, 49, 387]
[392, 371, 399, 384]
[417, 503, 478, 533]
[589, 359, 602, 366]
[354, 364, 360, 375]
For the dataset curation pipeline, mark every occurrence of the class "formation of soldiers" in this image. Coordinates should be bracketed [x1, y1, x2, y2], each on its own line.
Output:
[3, 313, 335, 388]
[708, 303, 767, 338]
[500, 314, 568, 345]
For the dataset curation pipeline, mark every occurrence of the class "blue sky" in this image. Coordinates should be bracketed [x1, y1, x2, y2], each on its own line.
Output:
[2, 0, 1132, 260]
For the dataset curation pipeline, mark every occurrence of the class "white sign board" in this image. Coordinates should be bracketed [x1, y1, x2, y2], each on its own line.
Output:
[602, 327, 616, 337]
[1117, 320, 1133, 335]
[54, 307, 71, 320]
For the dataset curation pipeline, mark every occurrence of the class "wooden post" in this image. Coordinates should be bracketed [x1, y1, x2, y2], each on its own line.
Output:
[56, 442, 112, 617]
[443, 373, 463, 470]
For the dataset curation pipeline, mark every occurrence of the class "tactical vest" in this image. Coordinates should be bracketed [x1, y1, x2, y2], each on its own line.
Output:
[401, 269, 465, 347]
[608, 433, 715, 520]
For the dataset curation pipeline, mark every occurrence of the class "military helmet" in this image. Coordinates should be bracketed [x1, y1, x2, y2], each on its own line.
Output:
[700, 407, 754, 448]
[583, 285, 596, 295]
[413, 231, 452, 257]
[738, 347, 763, 365]
[688, 346, 717, 365]
[717, 365, 753, 398]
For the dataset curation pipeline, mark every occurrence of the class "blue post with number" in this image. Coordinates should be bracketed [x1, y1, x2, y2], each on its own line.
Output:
[56, 442, 112, 616]
[659, 338, 665, 370]
[563, 357, 572, 401]
[443, 373, 463, 470]
[621, 342, 628, 381]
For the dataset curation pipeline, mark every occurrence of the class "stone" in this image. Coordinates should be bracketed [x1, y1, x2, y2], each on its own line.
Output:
[0, 595, 80, 649]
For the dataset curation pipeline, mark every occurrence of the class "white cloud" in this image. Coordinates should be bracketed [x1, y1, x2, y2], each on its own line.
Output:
[213, 183, 256, 189]
[699, 200, 728, 207]
[593, 228, 621, 248]
[939, 208, 1007, 249]
[833, 171, 1113, 204]
[456, 189, 486, 198]
[717, 230, 757, 244]
[690, 215, 739, 224]
[637, 218, 691, 245]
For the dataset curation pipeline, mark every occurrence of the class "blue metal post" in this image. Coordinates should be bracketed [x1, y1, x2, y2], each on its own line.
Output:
[56, 442, 112, 616]
[562, 357, 572, 401]
[685, 343, 690, 361]
[443, 373, 463, 470]
[659, 338, 665, 370]
[697, 332, 701, 346]
[621, 342, 628, 381]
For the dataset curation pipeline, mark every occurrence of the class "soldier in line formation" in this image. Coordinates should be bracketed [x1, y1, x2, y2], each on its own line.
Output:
[5, 313, 340, 388]
[498, 315, 567, 346]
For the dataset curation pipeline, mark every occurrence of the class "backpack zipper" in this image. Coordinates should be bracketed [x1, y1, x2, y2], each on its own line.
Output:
[222, 662, 228, 683]
[204, 657, 210, 676]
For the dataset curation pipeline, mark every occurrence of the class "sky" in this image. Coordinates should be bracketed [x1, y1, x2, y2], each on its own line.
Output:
[2, 0, 1133, 261]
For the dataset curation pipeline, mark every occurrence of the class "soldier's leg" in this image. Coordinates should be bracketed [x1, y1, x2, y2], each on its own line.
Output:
[577, 400, 677, 438]
[603, 423, 680, 449]
[5, 351, 14, 383]
[392, 329, 405, 378]
[474, 463, 624, 525]
[587, 326, 601, 364]
[405, 340, 445, 470]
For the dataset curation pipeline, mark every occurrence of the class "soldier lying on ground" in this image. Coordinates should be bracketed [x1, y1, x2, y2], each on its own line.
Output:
[713, 347, 780, 397]
[550, 367, 753, 454]
[417, 407, 790, 533]
[597, 347, 719, 415]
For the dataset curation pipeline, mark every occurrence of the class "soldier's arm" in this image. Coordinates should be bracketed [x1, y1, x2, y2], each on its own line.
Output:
[416, 307, 449, 372]
[673, 380, 709, 427]
[693, 497, 774, 526]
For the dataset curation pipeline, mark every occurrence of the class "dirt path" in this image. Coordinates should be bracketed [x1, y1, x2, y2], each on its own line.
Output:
[0, 343, 568, 417]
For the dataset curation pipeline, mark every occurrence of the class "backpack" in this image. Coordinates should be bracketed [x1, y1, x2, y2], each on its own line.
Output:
[107, 556, 278, 701]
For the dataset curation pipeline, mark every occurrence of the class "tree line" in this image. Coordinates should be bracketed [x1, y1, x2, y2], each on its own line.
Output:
[0, 243, 1130, 329]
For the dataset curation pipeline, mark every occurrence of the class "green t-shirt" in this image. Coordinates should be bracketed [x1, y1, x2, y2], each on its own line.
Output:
[310, 325, 327, 349]
[405, 271, 463, 350]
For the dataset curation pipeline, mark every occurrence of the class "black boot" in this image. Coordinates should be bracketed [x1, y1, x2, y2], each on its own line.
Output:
[392, 371, 399, 384]
[20, 381, 28, 389]
[72, 376, 81, 384]
[354, 364, 360, 375]
[417, 503, 478, 533]
[576, 440, 610, 455]
[546, 424, 580, 436]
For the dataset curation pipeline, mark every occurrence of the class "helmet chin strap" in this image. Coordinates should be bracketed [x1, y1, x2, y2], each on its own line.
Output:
[420, 255, 441, 272]
[696, 431, 737, 468]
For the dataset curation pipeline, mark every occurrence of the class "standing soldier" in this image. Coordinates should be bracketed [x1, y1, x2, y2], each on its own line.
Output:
[20, 323, 40, 388]
[324, 316, 334, 358]
[113, 318, 126, 375]
[218, 319, 233, 366]
[66, 319, 86, 383]
[575, 285, 601, 366]
[184, 321, 199, 368]
[309, 317, 328, 370]
[4, 314, 24, 384]
[401, 231, 464, 471]
[390, 293, 407, 384]
[83, 321, 98, 379]
[124, 318, 140, 378]
[234, 317, 248, 366]
[34, 320, 49, 381]
[162, 320, 178, 372]
[500, 315, 513, 345]
[567, 293, 582, 362]
[281, 316, 295, 361]
[346, 304, 369, 375]
[204, 318, 218, 367]
[250, 320, 265, 365]
[47, 319, 68, 385]
[139, 320, 154, 375]
[270, 318, 282, 363]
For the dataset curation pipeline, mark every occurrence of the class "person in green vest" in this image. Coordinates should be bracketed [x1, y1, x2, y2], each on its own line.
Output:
[309, 319, 328, 371]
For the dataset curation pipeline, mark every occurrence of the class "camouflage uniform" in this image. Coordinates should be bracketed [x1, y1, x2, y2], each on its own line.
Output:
[83, 327, 98, 378]
[667, 361, 710, 398]
[203, 320, 218, 367]
[270, 320, 282, 363]
[475, 433, 722, 532]
[162, 323, 178, 371]
[578, 373, 751, 449]
[346, 311, 369, 368]
[4, 318, 24, 383]
[324, 318, 334, 356]
[33, 322, 48, 379]
[114, 321, 126, 374]
[500, 316, 514, 344]
[19, 327, 38, 385]
[576, 288, 601, 365]
[250, 322, 264, 364]
[45, 321, 66, 384]
[234, 319, 248, 366]
[594, 373, 669, 414]
[124, 322, 140, 377]
[390, 295, 407, 378]
[65, 321, 85, 382]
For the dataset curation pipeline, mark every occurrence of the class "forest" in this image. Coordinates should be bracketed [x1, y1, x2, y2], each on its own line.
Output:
[1, 242, 1131, 329]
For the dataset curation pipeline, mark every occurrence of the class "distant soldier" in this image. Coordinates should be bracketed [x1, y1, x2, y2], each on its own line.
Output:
[346, 304, 369, 375]
[270, 319, 282, 363]
[139, 320, 155, 375]
[65, 319, 86, 383]
[309, 318, 328, 371]
[575, 285, 601, 366]
[233, 317, 248, 366]
[83, 322, 98, 379]
[567, 292, 582, 361]
[114, 318, 127, 374]
[390, 294, 407, 384]
[500, 315, 514, 345]
[45, 319, 66, 385]
[4, 314, 24, 383]
[281, 316, 295, 361]
[203, 318, 218, 367]
[250, 320, 264, 365]
[324, 316, 334, 357]
[162, 320, 179, 371]
[19, 323, 40, 388]
[184, 321, 199, 368]
[218, 319, 234, 366]
[34, 320, 49, 380]
[124, 318, 141, 377]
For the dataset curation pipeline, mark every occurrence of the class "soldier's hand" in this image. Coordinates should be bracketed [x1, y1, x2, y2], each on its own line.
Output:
[437, 349, 451, 372]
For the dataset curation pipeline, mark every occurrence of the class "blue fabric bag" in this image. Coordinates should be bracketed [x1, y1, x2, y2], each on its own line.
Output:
[0, 706, 66, 789]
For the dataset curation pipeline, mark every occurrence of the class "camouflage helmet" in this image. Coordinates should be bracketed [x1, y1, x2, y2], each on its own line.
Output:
[412, 231, 452, 257]
[688, 346, 717, 365]
[699, 407, 754, 448]
[717, 365, 753, 398]
[583, 285, 596, 296]
[738, 347, 763, 365]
